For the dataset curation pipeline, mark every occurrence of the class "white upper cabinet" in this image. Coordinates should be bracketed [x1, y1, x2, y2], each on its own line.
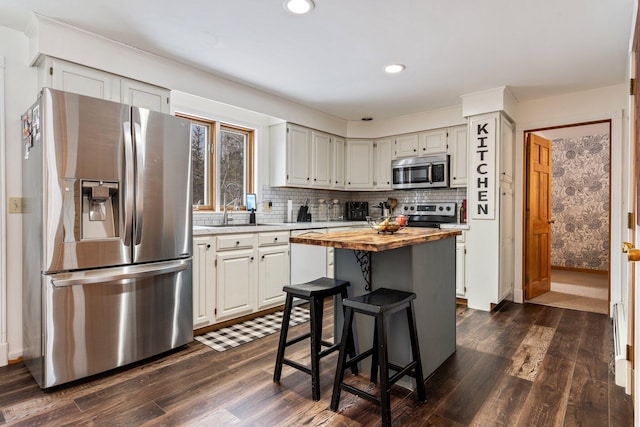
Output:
[285, 123, 312, 186]
[374, 138, 393, 190]
[332, 136, 345, 189]
[38, 57, 169, 112]
[270, 123, 346, 189]
[419, 128, 448, 155]
[121, 79, 170, 113]
[345, 139, 374, 190]
[311, 130, 332, 188]
[448, 125, 468, 188]
[393, 133, 420, 158]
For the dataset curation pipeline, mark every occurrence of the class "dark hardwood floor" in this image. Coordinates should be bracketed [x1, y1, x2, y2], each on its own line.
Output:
[0, 301, 633, 426]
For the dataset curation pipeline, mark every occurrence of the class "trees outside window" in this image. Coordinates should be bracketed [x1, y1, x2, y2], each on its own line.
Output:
[178, 114, 254, 211]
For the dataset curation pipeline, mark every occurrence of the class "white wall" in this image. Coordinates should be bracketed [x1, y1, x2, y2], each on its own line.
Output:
[0, 26, 38, 362]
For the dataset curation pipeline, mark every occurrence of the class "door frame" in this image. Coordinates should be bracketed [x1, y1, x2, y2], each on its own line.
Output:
[521, 120, 613, 304]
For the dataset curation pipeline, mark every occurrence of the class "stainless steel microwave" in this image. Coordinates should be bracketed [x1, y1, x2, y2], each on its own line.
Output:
[391, 154, 449, 189]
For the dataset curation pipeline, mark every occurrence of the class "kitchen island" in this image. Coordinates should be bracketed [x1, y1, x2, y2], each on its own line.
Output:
[290, 227, 461, 387]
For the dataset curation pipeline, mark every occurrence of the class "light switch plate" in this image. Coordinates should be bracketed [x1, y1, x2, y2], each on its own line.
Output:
[8, 197, 23, 214]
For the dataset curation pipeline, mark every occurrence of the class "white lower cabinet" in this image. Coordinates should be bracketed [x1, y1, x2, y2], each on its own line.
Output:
[257, 232, 290, 309]
[193, 236, 215, 328]
[216, 246, 257, 322]
[194, 231, 290, 327]
[456, 231, 467, 297]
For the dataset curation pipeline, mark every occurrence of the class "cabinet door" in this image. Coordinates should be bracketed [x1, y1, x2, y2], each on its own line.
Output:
[121, 79, 170, 113]
[500, 118, 514, 183]
[345, 140, 374, 190]
[311, 131, 332, 188]
[286, 124, 311, 186]
[46, 58, 120, 102]
[449, 125, 468, 188]
[193, 236, 215, 328]
[394, 133, 419, 158]
[456, 242, 466, 297]
[332, 136, 345, 188]
[258, 246, 290, 309]
[216, 249, 256, 321]
[374, 138, 393, 190]
[419, 128, 448, 155]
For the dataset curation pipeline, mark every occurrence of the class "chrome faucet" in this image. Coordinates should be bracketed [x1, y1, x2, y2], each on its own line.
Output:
[222, 182, 241, 225]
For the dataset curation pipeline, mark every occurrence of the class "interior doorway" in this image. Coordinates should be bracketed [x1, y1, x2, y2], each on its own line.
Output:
[524, 121, 611, 314]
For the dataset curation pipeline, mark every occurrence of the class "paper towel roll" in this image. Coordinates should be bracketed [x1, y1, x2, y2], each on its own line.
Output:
[287, 200, 293, 222]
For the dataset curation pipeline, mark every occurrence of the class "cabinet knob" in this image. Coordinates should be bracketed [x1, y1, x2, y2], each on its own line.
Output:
[250, 256, 254, 261]
[236, 241, 240, 245]
[261, 255, 265, 259]
[274, 237, 278, 241]
[206, 244, 211, 249]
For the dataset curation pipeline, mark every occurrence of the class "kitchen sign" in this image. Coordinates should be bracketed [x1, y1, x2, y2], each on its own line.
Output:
[470, 118, 496, 219]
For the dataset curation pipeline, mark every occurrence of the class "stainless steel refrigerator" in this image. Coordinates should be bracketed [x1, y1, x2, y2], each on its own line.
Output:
[21, 88, 193, 388]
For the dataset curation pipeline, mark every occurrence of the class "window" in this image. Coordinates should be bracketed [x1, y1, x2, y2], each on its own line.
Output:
[179, 114, 254, 211]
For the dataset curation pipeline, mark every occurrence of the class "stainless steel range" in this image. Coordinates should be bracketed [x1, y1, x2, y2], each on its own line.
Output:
[404, 202, 458, 228]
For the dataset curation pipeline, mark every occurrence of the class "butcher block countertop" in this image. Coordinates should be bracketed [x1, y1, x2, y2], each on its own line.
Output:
[289, 227, 461, 252]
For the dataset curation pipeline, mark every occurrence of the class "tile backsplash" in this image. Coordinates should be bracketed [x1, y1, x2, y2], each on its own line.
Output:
[194, 185, 467, 225]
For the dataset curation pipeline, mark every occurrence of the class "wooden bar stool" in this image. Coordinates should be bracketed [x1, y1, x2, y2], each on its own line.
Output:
[331, 287, 426, 427]
[273, 277, 356, 401]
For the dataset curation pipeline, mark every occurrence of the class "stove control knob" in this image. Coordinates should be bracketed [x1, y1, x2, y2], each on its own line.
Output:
[410, 206, 415, 211]
[445, 206, 451, 211]
[438, 206, 444, 211]
[404, 206, 409, 211]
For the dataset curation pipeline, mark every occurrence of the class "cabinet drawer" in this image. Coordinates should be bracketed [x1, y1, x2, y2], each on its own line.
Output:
[217, 234, 255, 250]
[258, 231, 290, 247]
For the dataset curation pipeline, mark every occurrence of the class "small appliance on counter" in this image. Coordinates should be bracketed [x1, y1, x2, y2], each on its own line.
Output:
[345, 201, 369, 221]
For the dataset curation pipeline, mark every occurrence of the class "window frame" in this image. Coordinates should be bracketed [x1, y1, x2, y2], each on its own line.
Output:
[177, 113, 254, 212]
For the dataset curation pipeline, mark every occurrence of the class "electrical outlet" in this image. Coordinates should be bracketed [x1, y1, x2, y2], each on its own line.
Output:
[9, 197, 23, 214]
[264, 201, 272, 212]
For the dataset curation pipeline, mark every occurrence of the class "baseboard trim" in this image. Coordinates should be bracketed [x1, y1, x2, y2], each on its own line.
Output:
[551, 265, 608, 275]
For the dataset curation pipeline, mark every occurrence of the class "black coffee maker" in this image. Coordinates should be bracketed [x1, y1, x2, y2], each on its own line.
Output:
[345, 201, 369, 220]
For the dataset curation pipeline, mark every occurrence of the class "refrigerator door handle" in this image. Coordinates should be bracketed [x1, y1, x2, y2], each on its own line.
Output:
[50, 259, 190, 288]
[133, 119, 144, 246]
[123, 122, 135, 246]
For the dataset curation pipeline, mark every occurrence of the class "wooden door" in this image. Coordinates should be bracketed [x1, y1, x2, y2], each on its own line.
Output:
[525, 133, 553, 299]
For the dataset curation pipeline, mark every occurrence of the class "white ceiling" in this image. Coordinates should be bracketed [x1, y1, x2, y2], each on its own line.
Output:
[0, 0, 635, 121]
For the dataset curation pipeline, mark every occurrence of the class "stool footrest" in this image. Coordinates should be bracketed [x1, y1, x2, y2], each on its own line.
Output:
[387, 361, 418, 386]
[318, 343, 340, 358]
[340, 383, 381, 406]
[342, 348, 374, 369]
[282, 359, 312, 375]
[284, 332, 311, 347]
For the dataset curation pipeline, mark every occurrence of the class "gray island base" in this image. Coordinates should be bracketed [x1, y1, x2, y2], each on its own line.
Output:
[289, 227, 459, 391]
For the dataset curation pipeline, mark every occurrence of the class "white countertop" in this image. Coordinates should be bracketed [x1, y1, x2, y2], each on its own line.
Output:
[439, 223, 470, 230]
[193, 221, 369, 235]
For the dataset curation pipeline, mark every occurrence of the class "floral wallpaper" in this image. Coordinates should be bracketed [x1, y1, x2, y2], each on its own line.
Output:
[551, 134, 609, 271]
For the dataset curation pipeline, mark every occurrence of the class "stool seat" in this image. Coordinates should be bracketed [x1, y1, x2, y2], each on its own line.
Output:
[283, 277, 350, 298]
[331, 287, 426, 427]
[342, 288, 416, 315]
[274, 277, 356, 401]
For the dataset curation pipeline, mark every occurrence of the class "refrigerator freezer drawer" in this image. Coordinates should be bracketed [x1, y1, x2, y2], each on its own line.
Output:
[36, 259, 192, 388]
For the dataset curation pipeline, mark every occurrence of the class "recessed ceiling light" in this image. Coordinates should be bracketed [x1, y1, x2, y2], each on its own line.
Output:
[384, 64, 406, 74]
[284, 0, 315, 14]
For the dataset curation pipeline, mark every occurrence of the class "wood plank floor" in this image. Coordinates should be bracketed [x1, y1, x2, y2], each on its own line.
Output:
[0, 302, 633, 426]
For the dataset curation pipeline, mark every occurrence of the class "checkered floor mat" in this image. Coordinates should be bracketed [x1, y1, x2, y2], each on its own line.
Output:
[195, 306, 310, 352]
